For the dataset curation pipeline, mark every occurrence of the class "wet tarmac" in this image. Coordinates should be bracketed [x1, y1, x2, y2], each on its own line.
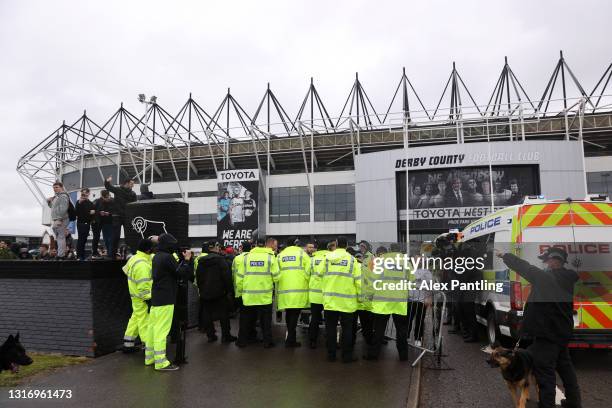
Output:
[420, 326, 611, 408]
[0, 325, 416, 408]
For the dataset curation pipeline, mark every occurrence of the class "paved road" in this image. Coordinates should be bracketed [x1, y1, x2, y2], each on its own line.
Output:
[420, 326, 611, 407]
[0, 325, 416, 408]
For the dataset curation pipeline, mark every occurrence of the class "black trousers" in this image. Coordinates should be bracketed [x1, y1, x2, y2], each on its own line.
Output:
[238, 304, 273, 346]
[325, 310, 354, 361]
[111, 217, 124, 257]
[527, 338, 581, 408]
[201, 297, 231, 339]
[407, 301, 427, 341]
[284, 308, 302, 344]
[368, 313, 409, 359]
[309, 303, 324, 342]
[91, 223, 101, 255]
[352, 309, 374, 345]
[76, 222, 91, 260]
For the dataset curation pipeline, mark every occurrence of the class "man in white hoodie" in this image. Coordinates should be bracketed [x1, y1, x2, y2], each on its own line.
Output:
[47, 181, 70, 258]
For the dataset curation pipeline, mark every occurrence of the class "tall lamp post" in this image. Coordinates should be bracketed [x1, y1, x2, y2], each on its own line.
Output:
[138, 94, 157, 185]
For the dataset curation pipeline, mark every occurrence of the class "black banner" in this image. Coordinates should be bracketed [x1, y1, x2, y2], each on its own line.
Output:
[217, 169, 259, 248]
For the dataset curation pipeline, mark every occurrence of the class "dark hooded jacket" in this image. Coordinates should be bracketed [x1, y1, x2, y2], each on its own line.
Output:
[195, 252, 233, 300]
[151, 234, 193, 306]
[502, 253, 579, 344]
[104, 180, 137, 218]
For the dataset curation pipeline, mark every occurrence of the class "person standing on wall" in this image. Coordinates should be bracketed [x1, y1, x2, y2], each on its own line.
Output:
[75, 188, 95, 261]
[235, 237, 279, 348]
[320, 236, 361, 363]
[122, 238, 154, 355]
[104, 175, 137, 259]
[276, 237, 311, 348]
[194, 240, 237, 344]
[148, 233, 193, 371]
[47, 181, 71, 258]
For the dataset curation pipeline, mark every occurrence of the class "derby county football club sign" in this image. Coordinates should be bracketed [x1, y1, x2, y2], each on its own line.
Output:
[217, 169, 259, 248]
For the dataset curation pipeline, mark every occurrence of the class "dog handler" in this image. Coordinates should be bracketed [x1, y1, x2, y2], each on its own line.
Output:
[496, 247, 581, 408]
[148, 233, 193, 371]
[122, 238, 154, 354]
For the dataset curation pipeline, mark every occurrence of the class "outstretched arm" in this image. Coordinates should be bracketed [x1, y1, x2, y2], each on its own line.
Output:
[495, 249, 543, 284]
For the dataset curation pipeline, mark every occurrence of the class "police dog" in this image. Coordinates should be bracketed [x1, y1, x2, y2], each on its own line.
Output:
[0, 333, 33, 373]
[487, 346, 538, 408]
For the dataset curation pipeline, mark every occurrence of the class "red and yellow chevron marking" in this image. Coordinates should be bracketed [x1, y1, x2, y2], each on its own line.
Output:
[518, 202, 612, 228]
[574, 270, 612, 330]
[574, 302, 612, 330]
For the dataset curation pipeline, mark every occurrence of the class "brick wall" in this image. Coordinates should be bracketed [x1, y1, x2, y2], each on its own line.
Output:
[0, 261, 199, 357]
[0, 278, 95, 356]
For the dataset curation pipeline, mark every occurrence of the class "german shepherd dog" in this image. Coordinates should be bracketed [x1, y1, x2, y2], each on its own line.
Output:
[0, 334, 33, 373]
[487, 346, 538, 408]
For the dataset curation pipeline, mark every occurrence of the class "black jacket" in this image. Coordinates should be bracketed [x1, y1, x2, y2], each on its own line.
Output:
[502, 253, 578, 344]
[94, 198, 114, 225]
[151, 237, 193, 307]
[75, 199, 95, 223]
[195, 252, 233, 300]
[104, 180, 137, 218]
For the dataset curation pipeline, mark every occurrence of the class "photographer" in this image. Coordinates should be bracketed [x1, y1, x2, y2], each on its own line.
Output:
[496, 247, 581, 408]
[148, 233, 193, 371]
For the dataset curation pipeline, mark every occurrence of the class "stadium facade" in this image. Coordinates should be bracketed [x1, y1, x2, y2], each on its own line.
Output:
[17, 53, 612, 247]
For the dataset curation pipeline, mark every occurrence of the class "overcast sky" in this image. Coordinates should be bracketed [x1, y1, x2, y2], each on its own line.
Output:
[1, 0, 610, 235]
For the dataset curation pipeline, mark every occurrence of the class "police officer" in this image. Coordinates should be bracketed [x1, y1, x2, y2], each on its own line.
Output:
[276, 237, 311, 347]
[353, 240, 374, 346]
[365, 244, 410, 361]
[320, 236, 361, 363]
[147, 233, 193, 371]
[496, 247, 581, 408]
[308, 240, 328, 348]
[122, 238, 154, 354]
[235, 237, 279, 348]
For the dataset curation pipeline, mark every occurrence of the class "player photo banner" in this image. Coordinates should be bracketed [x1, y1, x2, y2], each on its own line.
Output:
[217, 169, 260, 248]
[397, 164, 540, 230]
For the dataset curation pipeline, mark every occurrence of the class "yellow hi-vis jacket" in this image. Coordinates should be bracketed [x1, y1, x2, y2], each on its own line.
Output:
[309, 250, 328, 304]
[122, 250, 153, 300]
[276, 246, 311, 310]
[320, 248, 361, 313]
[369, 252, 409, 316]
[357, 251, 374, 311]
[232, 251, 248, 297]
[235, 247, 279, 306]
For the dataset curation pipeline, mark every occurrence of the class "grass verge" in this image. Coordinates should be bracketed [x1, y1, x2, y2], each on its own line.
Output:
[0, 353, 89, 387]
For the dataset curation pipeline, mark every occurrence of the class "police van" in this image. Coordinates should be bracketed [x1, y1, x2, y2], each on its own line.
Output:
[459, 196, 612, 348]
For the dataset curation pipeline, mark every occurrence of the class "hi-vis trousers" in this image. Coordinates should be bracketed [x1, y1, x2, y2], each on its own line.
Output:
[123, 298, 149, 350]
[147, 305, 174, 369]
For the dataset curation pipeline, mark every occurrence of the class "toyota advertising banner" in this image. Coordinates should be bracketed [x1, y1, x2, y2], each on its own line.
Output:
[396, 164, 540, 231]
[217, 169, 260, 248]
